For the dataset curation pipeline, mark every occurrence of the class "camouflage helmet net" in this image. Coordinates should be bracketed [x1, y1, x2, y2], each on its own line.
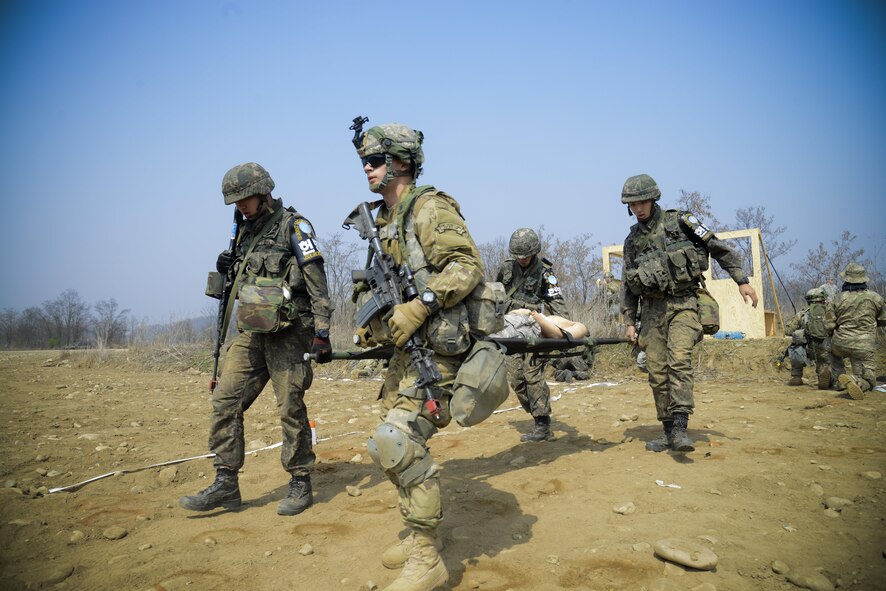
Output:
[621, 174, 661, 204]
[805, 288, 826, 302]
[509, 228, 541, 258]
[222, 162, 275, 205]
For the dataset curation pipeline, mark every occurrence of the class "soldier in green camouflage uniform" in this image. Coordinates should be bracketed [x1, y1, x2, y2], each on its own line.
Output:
[180, 163, 333, 516]
[495, 228, 565, 442]
[783, 288, 834, 389]
[620, 174, 758, 453]
[351, 123, 486, 591]
[829, 263, 885, 400]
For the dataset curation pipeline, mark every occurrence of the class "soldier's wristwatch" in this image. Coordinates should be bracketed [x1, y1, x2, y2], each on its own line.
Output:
[315, 329, 330, 339]
[420, 289, 441, 314]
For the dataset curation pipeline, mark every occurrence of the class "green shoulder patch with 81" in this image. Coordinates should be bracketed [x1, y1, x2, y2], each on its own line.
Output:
[290, 218, 323, 265]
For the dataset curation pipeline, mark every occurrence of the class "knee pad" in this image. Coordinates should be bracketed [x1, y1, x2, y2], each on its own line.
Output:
[367, 423, 435, 488]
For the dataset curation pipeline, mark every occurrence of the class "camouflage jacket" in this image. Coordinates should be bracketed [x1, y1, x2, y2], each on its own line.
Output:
[496, 257, 564, 316]
[621, 206, 748, 326]
[234, 198, 332, 331]
[832, 288, 885, 348]
[374, 184, 484, 310]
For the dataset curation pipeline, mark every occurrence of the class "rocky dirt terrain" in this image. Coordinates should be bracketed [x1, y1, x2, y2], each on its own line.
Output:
[0, 341, 884, 591]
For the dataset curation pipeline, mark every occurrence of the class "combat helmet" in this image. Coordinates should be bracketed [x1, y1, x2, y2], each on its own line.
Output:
[509, 228, 541, 258]
[222, 162, 275, 205]
[354, 122, 424, 192]
[621, 174, 661, 204]
[805, 288, 826, 303]
[840, 262, 869, 284]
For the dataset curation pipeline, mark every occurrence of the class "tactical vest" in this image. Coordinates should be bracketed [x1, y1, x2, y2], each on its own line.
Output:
[624, 209, 710, 297]
[499, 257, 557, 313]
[376, 185, 504, 354]
[234, 205, 314, 330]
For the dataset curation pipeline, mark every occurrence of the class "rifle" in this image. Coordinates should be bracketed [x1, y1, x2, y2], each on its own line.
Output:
[341, 201, 444, 419]
[209, 210, 243, 392]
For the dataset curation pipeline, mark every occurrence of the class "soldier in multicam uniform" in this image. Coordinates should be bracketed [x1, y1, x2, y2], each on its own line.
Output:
[829, 262, 885, 400]
[783, 288, 834, 389]
[495, 228, 565, 442]
[180, 163, 333, 516]
[351, 123, 485, 591]
[620, 174, 758, 453]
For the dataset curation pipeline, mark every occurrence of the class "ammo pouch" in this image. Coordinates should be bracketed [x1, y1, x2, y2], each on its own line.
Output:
[696, 287, 720, 335]
[423, 302, 472, 356]
[625, 252, 671, 295]
[236, 275, 294, 333]
[205, 271, 224, 299]
[450, 340, 509, 427]
[465, 281, 507, 337]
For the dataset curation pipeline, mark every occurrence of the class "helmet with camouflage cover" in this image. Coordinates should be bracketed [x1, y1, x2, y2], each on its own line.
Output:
[621, 174, 661, 204]
[805, 288, 826, 303]
[222, 162, 275, 205]
[509, 228, 541, 258]
[356, 123, 424, 192]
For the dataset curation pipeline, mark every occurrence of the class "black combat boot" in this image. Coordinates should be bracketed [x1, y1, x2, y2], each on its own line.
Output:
[645, 420, 674, 452]
[669, 413, 695, 452]
[179, 468, 241, 511]
[277, 474, 313, 516]
[521, 415, 554, 442]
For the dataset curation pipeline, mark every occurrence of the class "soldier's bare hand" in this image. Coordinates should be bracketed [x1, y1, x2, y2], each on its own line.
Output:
[739, 284, 759, 308]
[626, 324, 638, 344]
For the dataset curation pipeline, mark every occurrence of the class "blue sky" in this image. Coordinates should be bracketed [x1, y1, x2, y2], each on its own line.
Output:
[1, 0, 883, 321]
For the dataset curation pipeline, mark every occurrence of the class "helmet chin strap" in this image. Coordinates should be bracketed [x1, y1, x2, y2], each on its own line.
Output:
[369, 153, 413, 193]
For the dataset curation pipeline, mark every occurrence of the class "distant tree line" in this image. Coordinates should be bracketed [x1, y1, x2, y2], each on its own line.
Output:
[3, 195, 881, 350]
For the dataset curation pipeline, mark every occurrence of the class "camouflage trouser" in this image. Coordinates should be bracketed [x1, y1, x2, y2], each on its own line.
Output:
[790, 338, 830, 379]
[210, 327, 314, 475]
[505, 353, 551, 417]
[637, 294, 703, 421]
[830, 340, 876, 392]
[375, 350, 462, 532]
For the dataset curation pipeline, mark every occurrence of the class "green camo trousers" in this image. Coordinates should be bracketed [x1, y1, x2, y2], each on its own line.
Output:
[209, 327, 314, 475]
[505, 353, 551, 417]
[638, 295, 703, 421]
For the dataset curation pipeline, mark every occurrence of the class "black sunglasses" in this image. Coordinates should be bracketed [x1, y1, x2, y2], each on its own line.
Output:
[361, 154, 387, 168]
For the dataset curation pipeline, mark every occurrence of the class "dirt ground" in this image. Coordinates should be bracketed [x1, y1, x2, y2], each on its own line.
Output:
[1, 341, 884, 591]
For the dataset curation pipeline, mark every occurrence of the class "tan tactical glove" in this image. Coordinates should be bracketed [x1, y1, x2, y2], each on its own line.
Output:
[388, 299, 430, 348]
[354, 326, 377, 348]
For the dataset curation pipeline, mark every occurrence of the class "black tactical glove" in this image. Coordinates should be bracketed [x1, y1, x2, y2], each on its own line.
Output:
[216, 250, 235, 274]
[311, 333, 332, 363]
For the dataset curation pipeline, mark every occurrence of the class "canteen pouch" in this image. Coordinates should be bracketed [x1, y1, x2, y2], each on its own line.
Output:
[465, 281, 507, 337]
[450, 340, 509, 427]
[696, 287, 720, 335]
[205, 271, 224, 299]
[236, 276, 293, 333]
[423, 303, 471, 356]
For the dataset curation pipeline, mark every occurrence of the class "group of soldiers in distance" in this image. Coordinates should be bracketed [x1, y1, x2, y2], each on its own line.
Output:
[177, 120, 885, 591]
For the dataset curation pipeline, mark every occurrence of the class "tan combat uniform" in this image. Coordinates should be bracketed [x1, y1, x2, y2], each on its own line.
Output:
[370, 184, 483, 533]
[622, 205, 748, 421]
[830, 288, 885, 394]
[211, 198, 332, 476]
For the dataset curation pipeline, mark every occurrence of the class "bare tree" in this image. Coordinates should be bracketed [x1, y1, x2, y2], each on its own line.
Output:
[478, 236, 508, 282]
[545, 232, 601, 305]
[791, 230, 869, 287]
[669, 190, 722, 229]
[93, 298, 130, 349]
[0, 308, 16, 348]
[42, 289, 91, 348]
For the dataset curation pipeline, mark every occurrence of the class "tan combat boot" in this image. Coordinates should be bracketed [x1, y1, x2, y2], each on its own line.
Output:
[817, 366, 831, 390]
[838, 374, 865, 400]
[382, 531, 445, 569]
[383, 531, 448, 591]
[787, 376, 803, 387]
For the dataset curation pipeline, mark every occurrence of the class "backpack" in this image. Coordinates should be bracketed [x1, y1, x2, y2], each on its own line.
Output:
[805, 301, 830, 340]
